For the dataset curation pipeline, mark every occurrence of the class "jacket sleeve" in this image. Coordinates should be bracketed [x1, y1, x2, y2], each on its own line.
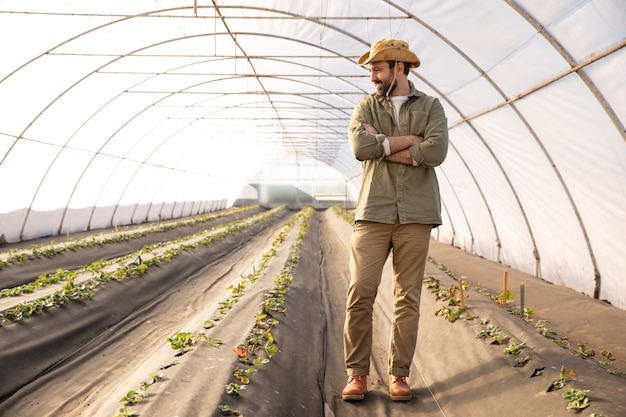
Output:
[409, 98, 448, 167]
[348, 96, 387, 161]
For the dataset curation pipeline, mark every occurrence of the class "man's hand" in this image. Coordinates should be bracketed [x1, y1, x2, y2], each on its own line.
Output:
[363, 123, 378, 135]
[362, 123, 424, 158]
[363, 123, 423, 145]
[384, 149, 415, 165]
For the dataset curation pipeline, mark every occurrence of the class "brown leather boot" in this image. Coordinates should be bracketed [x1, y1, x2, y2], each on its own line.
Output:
[389, 375, 411, 401]
[342, 375, 367, 400]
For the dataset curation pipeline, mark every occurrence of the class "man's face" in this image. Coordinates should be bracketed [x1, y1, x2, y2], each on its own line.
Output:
[369, 62, 396, 96]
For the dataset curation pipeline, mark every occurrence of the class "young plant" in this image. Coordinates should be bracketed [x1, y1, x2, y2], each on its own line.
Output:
[233, 367, 256, 384]
[166, 331, 208, 355]
[424, 275, 440, 293]
[496, 289, 515, 305]
[514, 356, 530, 367]
[435, 305, 468, 322]
[523, 306, 535, 318]
[160, 359, 179, 370]
[120, 389, 146, 405]
[233, 343, 251, 365]
[207, 337, 224, 347]
[225, 382, 246, 396]
[504, 341, 526, 355]
[562, 388, 591, 411]
[253, 357, 270, 366]
[553, 336, 570, 349]
[547, 366, 577, 392]
[141, 372, 165, 389]
[113, 407, 137, 417]
[476, 324, 509, 345]
[596, 360, 626, 377]
[218, 405, 241, 416]
[535, 319, 558, 338]
[571, 344, 595, 359]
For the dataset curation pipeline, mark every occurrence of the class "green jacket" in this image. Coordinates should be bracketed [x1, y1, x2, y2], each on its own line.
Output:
[348, 81, 449, 225]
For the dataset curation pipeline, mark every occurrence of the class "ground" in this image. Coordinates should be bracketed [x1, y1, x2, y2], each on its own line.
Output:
[0, 206, 624, 417]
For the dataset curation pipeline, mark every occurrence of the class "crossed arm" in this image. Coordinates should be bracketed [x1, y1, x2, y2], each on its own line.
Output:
[363, 123, 424, 165]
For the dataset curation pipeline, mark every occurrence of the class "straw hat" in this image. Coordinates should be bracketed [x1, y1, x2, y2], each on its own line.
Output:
[358, 38, 421, 68]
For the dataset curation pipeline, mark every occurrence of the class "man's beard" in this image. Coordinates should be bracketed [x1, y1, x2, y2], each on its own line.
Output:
[375, 79, 397, 96]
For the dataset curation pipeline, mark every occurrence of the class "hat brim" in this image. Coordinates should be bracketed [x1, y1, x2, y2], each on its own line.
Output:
[358, 50, 420, 68]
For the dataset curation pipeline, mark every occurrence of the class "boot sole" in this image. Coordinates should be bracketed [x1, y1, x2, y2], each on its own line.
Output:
[390, 395, 411, 401]
[342, 393, 366, 401]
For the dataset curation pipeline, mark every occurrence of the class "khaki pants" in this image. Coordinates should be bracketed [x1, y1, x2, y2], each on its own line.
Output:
[344, 220, 432, 377]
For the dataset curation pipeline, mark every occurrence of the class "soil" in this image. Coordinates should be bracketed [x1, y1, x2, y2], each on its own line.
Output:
[0, 207, 624, 417]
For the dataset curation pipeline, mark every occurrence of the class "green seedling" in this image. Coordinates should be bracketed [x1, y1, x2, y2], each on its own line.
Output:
[562, 388, 590, 411]
[120, 389, 146, 405]
[547, 366, 577, 392]
[601, 349, 613, 361]
[264, 343, 278, 358]
[227, 281, 246, 295]
[435, 306, 468, 322]
[572, 344, 595, 359]
[497, 289, 515, 305]
[514, 356, 530, 368]
[553, 336, 570, 349]
[424, 276, 440, 292]
[476, 325, 509, 345]
[208, 337, 223, 347]
[113, 407, 137, 417]
[504, 341, 526, 355]
[530, 367, 545, 377]
[234, 367, 256, 384]
[595, 348, 626, 377]
[141, 372, 165, 388]
[225, 382, 246, 396]
[253, 357, 270, 366]
[596, 360, 626, 377]
[166, 331, 208, 355]
[535, 320, 558, 338]
[218, 405, 241, 415]
[160, 359, 178, 370]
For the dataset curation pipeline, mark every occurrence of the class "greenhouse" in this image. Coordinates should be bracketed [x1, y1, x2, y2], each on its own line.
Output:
[0, 1, 624, 416]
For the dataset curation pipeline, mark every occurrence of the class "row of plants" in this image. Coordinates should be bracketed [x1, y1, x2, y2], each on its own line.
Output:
[431, 258, 625, 379]
[0, 207, 285, 325]
[218, 206, 314, 416]
[112, 207, 311, 417]
[114, 329, 227, 417]
[0, 205, 259, 270]
[204, 211, 304, 330]
[468, 273, 626, 379]
[331, 205, 354, 225]
[424, 260, 607, 415]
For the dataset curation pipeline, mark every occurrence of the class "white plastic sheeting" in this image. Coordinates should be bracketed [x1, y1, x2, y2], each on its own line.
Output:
[0, 1, 624, 308]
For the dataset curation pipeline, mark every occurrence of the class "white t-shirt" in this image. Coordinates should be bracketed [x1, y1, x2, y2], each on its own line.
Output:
[383, 95, 409, 156]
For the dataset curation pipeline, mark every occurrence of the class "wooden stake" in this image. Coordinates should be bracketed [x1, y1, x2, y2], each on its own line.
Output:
[502, 271, 508, 306]
[458, 278, 465, 309]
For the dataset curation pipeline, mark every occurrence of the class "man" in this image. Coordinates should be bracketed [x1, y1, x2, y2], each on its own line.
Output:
[342, 38, 448, 401]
